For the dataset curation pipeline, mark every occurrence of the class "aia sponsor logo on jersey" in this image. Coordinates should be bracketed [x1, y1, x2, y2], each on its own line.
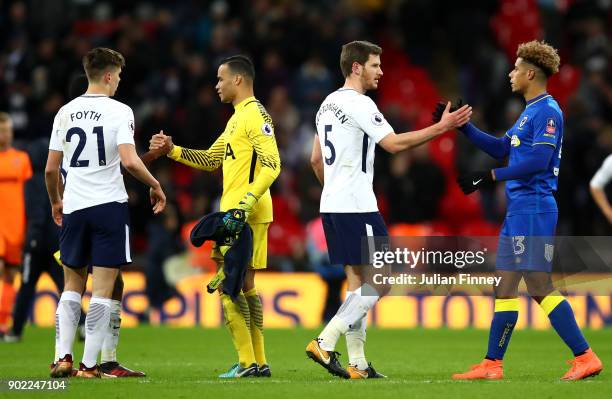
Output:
[546, 118, 556, 134]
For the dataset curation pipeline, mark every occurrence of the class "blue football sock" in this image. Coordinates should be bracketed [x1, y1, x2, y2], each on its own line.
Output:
[540, 293, 589, 356]
[486, 298, 519, 360]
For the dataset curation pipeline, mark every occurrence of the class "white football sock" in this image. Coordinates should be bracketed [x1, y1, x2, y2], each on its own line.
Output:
[345, 290, 368, 370]
[56, 291, 81, 360]
[101, 299, 121, 363]
[82, 296, 111, 368]
[318, 316, 349, 351]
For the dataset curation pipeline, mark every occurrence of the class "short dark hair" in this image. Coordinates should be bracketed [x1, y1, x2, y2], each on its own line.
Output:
[82, 47, 125, 81]
[340, 41, 382, 78]
[221, 55, 255, 81]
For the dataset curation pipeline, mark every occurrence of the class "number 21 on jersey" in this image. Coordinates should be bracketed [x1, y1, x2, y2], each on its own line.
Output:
[66, 126, 106, 167]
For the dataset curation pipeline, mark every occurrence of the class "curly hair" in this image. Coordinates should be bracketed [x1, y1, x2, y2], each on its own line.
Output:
[516, 40, 560, 77]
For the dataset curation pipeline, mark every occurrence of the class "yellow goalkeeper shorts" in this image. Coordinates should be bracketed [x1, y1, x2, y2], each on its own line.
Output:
[211, 222, 270, 270]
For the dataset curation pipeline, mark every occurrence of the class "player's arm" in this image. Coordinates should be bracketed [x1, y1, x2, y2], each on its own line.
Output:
[244, 116, 281, 199]
[492, 144, 555, 181]
[378, 102, 472, 154]
[310, 134, 324, 185]
[459, 123, 511, 160]
[118, 144, 166, 214]
[44, 150, 64, 226]
[590, 155, 612, 224]
[432, 101, 510, 159]
[149, 132, 224, 171]
[458, 109, 558, 194]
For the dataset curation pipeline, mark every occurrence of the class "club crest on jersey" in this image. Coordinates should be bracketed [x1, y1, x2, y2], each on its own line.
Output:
[519, 116, 528, 128]
[546, 118, 556, 134]
[511, 134, 521, 147]
[261, 122, 273, 136]
[371, 112, 384, 126]
[544, 244, 554, 262]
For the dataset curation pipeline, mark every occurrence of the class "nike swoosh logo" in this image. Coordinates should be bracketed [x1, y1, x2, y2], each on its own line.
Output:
[316, 345, 331, 365]
[473, 179, 482, 185]
[236, 367, 255, 377]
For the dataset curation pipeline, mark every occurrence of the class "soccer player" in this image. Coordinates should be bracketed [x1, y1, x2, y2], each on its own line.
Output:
[450, 40, 603, 381]
[306, 40, 472, 379]
[149, 55, 281, 378]
[0, 112, 32, 335]
[45, 48, 166, 378]
[590, 154, 612, 224]
[47, 74, 148, 377]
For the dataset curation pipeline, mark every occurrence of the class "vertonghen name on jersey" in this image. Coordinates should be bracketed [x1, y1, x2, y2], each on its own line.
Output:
[316, 102, 348, 126]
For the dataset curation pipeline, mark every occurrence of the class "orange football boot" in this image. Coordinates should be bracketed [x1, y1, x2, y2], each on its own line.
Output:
[452, 359, 503, 380]
[75, 363, 102, 378]
[561, 349, 603, 381]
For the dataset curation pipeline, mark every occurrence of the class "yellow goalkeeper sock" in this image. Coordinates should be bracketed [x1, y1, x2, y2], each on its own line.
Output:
[245, 288, 267, 365]
[237, 291, 250, 330]
[221, 293, 256, 367]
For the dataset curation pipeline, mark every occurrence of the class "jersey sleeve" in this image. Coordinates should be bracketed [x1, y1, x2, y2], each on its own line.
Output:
[590, 154, 612, 189]
[531, 106, 561, 148]
[167, 133, 225, 171]
[244, 105, 281, 199]
[49, 112, 63, 151]
[350, 97, 393, 143]
[116, 106, 136, 145]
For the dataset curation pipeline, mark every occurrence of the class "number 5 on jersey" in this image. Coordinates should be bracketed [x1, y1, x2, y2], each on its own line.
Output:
[324, 124, 335, 165]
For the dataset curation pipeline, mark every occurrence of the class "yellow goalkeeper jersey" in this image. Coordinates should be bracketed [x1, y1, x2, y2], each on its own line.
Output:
[168, 96, 281, 223]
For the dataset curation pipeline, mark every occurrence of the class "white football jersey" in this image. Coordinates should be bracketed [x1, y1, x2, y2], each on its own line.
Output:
[49, 95, 135, 214]
[590, 154, 612, 189]
[316, 88, 393, 213]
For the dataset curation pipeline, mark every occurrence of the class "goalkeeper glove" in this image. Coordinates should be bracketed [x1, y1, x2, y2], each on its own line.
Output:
[222, 192, 258, 235]
[432, 99, 465, 127]
[457, 170, 494, 194]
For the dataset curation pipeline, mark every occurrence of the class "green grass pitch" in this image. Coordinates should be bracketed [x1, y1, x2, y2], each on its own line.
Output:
[1, 327, 610, 398]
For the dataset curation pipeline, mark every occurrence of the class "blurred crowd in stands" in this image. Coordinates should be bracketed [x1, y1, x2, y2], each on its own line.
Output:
[1, 0, 610, 309]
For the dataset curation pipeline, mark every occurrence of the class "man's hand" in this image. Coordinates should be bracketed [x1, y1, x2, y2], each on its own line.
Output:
[150, 184, 167, 214]
[457, 170, 494, 194]
[149, 130, 174, 156]
[437, 101, 472, 132]
[51, 201, 63, 226]
[222, 192, 258, 235]
[432, 99, 463, 124]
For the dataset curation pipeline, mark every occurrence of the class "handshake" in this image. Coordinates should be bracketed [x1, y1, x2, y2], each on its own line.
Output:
[431, 99, 467, 128]
[431, 99, 494, 195]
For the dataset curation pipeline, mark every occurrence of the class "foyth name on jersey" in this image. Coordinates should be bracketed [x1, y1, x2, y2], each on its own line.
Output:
[70, 110, 102, 122]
